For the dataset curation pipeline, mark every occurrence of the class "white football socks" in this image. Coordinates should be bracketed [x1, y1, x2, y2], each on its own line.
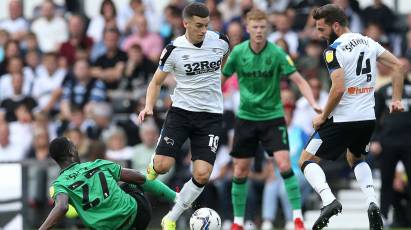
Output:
[167, 178, 204, 221]
[353, 161, 377, 205]
[303, 162, 336, 206]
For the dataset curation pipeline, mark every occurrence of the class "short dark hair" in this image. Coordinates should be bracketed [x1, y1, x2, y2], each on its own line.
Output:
[312, 4, 348, 27]
[49, 137, 76, 164]
[183, 2, 209, 19]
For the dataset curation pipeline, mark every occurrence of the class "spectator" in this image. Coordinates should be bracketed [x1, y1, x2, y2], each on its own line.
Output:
[32, 52, 67, 114]
[64, 127, 91, 160]
[210, 11, 224, 33]
[27, 127, 50, 161]
[372, 58, 411, 224]
[292, 78, 328, 135]
[8, 103, 34, 161]
[61, 59, 107, 120]
[226, 20, 245, 48]
[0, 0, 28, 41]
[0, 39, 21, 76]
[0, 30, 10, 63]
[105, 127, 133, 161]
[122, 13, 163, 63]
[120, 0, 160, 34]
[361, 0, 397, 34]
[0, 66, 37, 122]
[21, 32, 41, 56]
[0, 56, 35, 101]
[24, 49, 41, 74]
[217, 0, 242, 22]
[160, 5, 184, 45]
[332, 0, 363, 33]
[31, 0, 68, 52]
[0, 121, 27, 162]
[121, 44, 156, 92]
[91, 28, 127, 90]
[268, 12, 299, 59]
[87, 0, 121, 43]
[59, 15, 93, 67]
[86, 102, 115, 140]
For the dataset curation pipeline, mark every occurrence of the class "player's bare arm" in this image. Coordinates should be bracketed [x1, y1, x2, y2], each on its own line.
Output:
[39, 193, 69, 230]
[120, 168, 147, 184]
[313, 68, 345, 130]
[289, 72, 322, 113]
[377, 51, 405, 113]
[138, 68, 169, 123]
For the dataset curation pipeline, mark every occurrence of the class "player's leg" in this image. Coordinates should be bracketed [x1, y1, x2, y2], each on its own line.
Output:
[120, 183, 152, 230]
[232, 157, 252, 228]
[162, 111, 222, 229]
[299, 119, 345, 229]
[260, 117, 304, 228]
[147, 108, 189, 181]
[230, 118, 258, 229]
[346, 119, 382, 230]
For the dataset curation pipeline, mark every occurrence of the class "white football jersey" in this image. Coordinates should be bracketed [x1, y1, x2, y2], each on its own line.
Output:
[324, 33, 386, 122]
[159, 31, 229, 114]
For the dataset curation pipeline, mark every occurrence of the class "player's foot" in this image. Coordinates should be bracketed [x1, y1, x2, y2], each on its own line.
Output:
[146, 163, 158, 180]
[231, 223, 244, 230]
[294, 217, 305, 230]
[312, 199, 342, 230]
[161, 215, 176, 230]
[368, 202, 383, 230]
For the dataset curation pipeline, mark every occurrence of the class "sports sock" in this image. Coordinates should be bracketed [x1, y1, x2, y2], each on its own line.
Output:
[303, 162, 336, 206]
[141, 178, 176, 202]
[281, 170, 303, 218]
[231, 177, 248, 226]
[167, 178, 204, 221]
[353, 161, 377, 205]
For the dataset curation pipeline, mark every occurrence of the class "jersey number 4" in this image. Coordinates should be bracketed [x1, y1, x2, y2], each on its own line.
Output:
[68, 168, 110, 210]
[356, 52, 372, 82]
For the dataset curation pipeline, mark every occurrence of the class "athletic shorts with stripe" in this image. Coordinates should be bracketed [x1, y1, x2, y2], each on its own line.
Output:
[304, 117, 375, 160]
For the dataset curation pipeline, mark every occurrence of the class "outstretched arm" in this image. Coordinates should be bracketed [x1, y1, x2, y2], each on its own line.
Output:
[39, 194, 69, 230]
[289, 71, 322, 113]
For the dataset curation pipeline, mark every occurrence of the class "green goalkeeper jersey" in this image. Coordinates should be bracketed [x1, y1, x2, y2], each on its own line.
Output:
[222, 40, 296, 121]
[51, 159, 137, 230]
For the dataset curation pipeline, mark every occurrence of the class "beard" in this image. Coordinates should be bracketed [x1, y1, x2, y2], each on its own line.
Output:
[328, 29, 339, 44]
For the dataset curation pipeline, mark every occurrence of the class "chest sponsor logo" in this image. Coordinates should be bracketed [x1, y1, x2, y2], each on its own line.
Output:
[184, 60, 222, 76]
[347, 86, 374, 95]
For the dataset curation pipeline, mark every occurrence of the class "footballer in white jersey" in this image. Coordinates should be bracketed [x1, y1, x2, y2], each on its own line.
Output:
[324, 32, 385, 122]
[159, 30, 229, 114]
[298, 4, 404, 230]
[138, 3, 231, 230]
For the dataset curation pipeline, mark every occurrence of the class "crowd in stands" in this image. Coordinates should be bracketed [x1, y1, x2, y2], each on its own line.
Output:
[0, 0, 410, 229]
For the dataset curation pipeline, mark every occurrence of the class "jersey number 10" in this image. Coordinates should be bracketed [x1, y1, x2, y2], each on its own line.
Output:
[356, 52, 372, 82]
[68, 168, 110, 210]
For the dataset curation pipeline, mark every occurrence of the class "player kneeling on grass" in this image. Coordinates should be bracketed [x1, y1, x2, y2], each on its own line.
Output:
[39, 137, 177, 230]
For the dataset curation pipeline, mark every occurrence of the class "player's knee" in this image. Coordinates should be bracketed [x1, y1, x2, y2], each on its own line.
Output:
[153, 158, 173, 174]
[277, 160, 291, 173]
[193, 170, 211, 185]
[233, 163, 250, 178]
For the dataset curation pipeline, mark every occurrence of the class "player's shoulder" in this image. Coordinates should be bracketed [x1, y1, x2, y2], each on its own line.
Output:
[90, 159, 116, 167]
[267, 41, 288, 55]
[204, 30, 229, 45]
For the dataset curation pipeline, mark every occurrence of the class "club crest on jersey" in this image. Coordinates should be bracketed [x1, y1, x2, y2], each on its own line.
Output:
[325, 50, 334, 63]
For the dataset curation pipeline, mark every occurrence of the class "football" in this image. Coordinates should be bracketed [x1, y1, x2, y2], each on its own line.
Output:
[189, 208, 222, 230]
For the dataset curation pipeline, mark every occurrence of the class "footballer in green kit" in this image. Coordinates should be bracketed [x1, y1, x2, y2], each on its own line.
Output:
[39, 137, 176, 230]
[222, 9, 322, 230]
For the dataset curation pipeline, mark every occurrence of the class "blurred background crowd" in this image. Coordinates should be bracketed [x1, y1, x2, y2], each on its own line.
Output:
[0, 0, 410, 229]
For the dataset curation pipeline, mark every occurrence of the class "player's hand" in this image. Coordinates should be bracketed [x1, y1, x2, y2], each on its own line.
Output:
[389, 100, 404, 113]
[312, 114, 326, 130]
[138, 107, 153, 124]
[312, 104, 323, 114]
